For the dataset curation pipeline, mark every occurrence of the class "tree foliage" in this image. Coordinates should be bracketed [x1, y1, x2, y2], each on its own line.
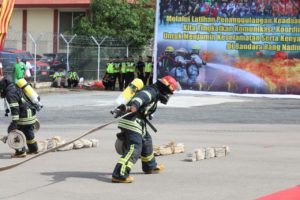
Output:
[74, 0, 155, 47]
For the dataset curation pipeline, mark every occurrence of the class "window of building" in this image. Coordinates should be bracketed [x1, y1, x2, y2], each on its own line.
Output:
[59, 11, 85, 35]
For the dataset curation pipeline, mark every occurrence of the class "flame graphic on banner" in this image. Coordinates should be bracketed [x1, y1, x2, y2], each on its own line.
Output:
[234, 53, 300, 94]
[0, 0, 15, 50]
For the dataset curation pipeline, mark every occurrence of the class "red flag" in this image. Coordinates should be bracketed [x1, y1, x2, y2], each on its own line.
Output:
[0, 0, 15, 50]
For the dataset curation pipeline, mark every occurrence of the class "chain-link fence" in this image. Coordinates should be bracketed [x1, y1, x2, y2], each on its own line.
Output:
[2, 31, 153, 83]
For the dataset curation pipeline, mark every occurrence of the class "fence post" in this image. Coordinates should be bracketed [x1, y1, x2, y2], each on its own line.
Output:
[123, 40, 132, 57]
[91, 36, 107, 80]
[60, 34, 76, 72]
[27, 33, 42, 85]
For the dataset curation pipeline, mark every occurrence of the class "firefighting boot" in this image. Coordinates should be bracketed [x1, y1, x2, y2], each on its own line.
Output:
[144, 164, 165, 174]
[27, 150, 39, 155]
[11, 151, 26, 158]
[112, 176, 134, 183]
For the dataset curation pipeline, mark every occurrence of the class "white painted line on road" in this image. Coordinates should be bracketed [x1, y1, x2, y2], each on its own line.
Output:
[159, 96, 247, 108]
[178, 90, 300, 99]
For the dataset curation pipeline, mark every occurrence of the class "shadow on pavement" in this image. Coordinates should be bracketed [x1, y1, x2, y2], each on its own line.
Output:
[0, 153, 12, 159]
[41, 171, 113, 183]
[0, 171, 119, 200]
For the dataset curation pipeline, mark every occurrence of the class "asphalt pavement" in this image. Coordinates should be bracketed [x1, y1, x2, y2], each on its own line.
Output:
[0, 90, 300, 200]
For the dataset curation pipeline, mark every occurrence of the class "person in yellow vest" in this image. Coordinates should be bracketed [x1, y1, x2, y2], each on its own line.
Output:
[120, 56, 127, 91]
[144, 56, 153, 86]
[124, 55, 135, 88]
[52, 67, 66, 88]
[67, 67, 79, 88]
[113, 56, 122, 91]
[103, 57, 115, 90]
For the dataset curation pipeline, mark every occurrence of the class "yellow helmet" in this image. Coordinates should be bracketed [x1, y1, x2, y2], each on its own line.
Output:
[165, 46, 174, 53]
[192, 45, 200, 50]
[191, 45, 200, 54]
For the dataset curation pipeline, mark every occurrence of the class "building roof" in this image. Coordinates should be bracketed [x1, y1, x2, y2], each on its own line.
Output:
[13, 0, 91, 8]
[8, 0, 155, 9]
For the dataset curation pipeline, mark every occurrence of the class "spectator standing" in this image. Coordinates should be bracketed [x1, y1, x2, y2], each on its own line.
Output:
[120, 57, 127, 90]
[136, 56, 145, 81]
[113, 57, 122, 90]
[103, 58, 115, 90]
[22, 59, 32, 82]
[144, 56, 153, 86]
[13, 57, 25, 83]
[125, 55, 135, 87]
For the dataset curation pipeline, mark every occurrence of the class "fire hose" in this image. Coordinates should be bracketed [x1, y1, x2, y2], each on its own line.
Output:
[0, 113, 131, 172]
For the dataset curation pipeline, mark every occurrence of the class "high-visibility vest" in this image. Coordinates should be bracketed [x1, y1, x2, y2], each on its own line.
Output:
[106, 62, 114, 74]
[53, 72, 64, 78]
[145, 62, 153, 73]
[121, 62, 127, 73]
[113, 62, 120, 73]
[126, 62, 135, 72]
[68, 71, 78, 80]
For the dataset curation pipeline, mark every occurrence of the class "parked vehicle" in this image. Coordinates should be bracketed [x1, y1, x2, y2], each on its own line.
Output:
[2, 49, 51, 81]
[41, 53, 67, 75]
[0, 51, 17, 80]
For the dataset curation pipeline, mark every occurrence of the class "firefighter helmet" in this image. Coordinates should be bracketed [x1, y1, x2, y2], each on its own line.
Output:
[165, 46, 174, 53]
[176, 48, 188, 56]
[191, 45, 201, 54]
[157, 75, 179, 94]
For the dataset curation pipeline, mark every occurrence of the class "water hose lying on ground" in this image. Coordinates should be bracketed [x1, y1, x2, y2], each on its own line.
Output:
[0, 113, 131, 172]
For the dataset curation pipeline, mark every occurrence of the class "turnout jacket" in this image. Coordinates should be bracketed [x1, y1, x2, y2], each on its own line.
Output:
[5, 83, 36, 126]
[118, 85, 159, 135]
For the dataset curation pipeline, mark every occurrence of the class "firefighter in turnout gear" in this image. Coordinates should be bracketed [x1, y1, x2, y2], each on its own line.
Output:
[0, 76, 39, 157]
[186, 45, 206, 89]
[157, 46, 175, 77]
[112, 75, 179, 183]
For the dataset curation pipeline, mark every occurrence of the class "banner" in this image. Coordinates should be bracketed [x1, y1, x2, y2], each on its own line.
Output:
[0, 0, 15, 50]
[154, 0, 300, 94]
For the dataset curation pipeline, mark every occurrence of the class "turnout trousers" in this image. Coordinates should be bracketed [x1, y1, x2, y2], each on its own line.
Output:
[17, 124, 38, 153]
[112, 129, 157, 179]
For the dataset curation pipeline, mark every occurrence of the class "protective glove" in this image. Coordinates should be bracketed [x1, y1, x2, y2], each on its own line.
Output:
[7, 122, 17, 133]
[111, 104, 128, 118]
[4, 109, 10, 117]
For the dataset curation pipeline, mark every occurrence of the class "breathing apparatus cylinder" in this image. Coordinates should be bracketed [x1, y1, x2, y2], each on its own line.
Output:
[111, 78, 144, 118]
[115, 78, 144, 106]
[16, 78, 42, 110]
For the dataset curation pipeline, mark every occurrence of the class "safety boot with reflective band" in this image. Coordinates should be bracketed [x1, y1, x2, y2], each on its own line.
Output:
[144, 164, 165, 174]
[112, 175, 134, 183]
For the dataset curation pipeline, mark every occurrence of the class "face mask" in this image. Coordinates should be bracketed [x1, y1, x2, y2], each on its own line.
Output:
[159, 93, 170, 104]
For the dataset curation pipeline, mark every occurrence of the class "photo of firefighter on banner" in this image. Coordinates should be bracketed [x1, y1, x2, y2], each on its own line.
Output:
[153, 0, 300, 94]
